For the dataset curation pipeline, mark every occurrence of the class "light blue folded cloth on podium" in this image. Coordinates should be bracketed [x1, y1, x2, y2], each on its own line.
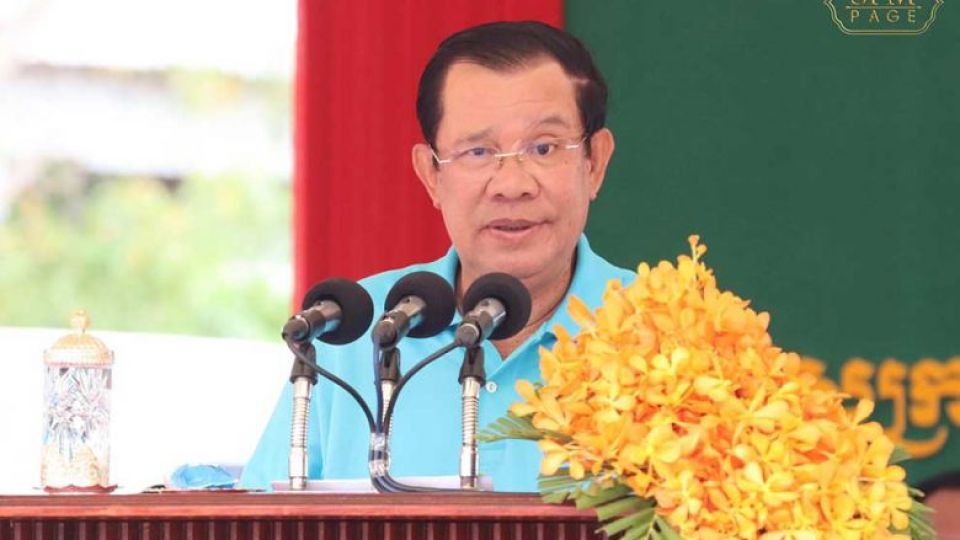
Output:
[168, 464, 238, 490]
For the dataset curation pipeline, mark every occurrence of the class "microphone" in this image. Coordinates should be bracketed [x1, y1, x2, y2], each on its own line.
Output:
[453, 272, 530, 489]
[372, 271, 456, 348]
[284, 278, 373, 490]
[282, 278, 374, 344]
[454, 273, 532, 347]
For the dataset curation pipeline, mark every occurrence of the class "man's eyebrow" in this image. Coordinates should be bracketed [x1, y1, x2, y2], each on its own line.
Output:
[447, 116, 573, 148]
[531, 115, 573, 129]
[450, 128, 494, 148]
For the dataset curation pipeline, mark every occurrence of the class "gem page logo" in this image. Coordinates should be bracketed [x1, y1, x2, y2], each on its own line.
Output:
[825, 0, 943, 35]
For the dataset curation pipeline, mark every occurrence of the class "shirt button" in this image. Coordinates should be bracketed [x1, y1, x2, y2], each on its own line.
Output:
[485, 381, 498, 393]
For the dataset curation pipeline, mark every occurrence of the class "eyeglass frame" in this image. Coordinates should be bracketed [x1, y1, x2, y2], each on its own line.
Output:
[429, 135, 589, 172]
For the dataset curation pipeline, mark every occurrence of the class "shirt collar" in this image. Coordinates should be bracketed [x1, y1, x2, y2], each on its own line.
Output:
[428, 235, 610, 340]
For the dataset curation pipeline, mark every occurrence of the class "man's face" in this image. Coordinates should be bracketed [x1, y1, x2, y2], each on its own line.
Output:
[414, 59, 614, 286]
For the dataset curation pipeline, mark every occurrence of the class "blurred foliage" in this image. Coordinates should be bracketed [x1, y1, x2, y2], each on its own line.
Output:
[167, 68, 292, 136]
[0, 170, 291, 340]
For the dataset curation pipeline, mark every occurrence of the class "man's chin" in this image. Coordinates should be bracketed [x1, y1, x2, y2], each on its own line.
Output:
[469, 252, 550, 282]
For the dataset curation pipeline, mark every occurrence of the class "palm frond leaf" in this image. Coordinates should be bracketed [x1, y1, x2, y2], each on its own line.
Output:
[538, 474, 679, 540]
[478, 413, 543, 442]
[477, 412, 572, 443]
[537, 471, 589, 504]
[890, 445, 912, 465]
[905, 498, 936, 540]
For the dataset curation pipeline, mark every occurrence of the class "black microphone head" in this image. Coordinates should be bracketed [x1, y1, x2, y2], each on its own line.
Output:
[301, 278, 374, 344]
[384, 271, 456, 338]
[462, 273, 531, 340]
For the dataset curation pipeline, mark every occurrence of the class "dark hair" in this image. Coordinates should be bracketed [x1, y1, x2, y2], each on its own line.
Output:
[416, 21, 607, 156]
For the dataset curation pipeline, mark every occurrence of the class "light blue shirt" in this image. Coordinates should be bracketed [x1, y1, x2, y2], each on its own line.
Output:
[240, 235, 634, 492]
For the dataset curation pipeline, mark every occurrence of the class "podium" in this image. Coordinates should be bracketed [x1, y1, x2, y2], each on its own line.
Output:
[0, 492, 603, 539]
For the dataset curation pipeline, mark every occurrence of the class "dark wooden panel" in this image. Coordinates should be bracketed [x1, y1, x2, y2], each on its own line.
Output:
[0, 493, 595, 520]
[1, 519, 602, 540]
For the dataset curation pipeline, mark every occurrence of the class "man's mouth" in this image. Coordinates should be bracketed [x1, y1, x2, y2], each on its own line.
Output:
[486, 219, 541, 233]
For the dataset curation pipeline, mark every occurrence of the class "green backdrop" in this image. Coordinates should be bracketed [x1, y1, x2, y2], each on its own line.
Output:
[571, 0, 959, 486]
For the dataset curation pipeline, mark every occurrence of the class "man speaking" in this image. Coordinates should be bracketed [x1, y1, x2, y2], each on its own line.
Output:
[241, 21, 633, 492]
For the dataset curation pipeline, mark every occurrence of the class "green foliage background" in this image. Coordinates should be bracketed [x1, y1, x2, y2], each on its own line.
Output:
[0, 172, 290, 340]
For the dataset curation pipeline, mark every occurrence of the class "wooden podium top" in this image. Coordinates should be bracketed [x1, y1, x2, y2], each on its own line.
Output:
[0, 492, 596, 520]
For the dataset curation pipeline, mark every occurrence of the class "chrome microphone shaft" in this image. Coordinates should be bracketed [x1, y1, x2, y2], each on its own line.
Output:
[458, 346, 486, 489]
[289, 375, 312, 490]
[459, 376, 482, 488]
[287, 346, 320, 491]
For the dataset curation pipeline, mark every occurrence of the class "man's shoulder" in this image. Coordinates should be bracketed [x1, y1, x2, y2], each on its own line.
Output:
[590, 252, 636, 282]
[577, 236, 636, 285]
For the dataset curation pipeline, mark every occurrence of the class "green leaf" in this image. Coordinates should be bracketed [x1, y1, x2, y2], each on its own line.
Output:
[542, 490, 572, 505]
[620, 526, 651, 540]
[477, 413, 544, 443]
[478, 411, 574, 444]
[892, 496, 936, 540]
[654, 515, 682, 540]
[906, 499, 937, 540]
[535, 469, 679, 540]
[538, 472, 585, 491]
[574, 483, 633, 510]
[595, 496, 649, 522]
[600, 506, 653, 537]
[890, 445, 912, 465]
[537, 472, 588, 505]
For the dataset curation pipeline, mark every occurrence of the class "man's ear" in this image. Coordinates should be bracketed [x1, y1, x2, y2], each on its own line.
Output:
[412, 143, 441, 208]
[586, 128, 615, 200]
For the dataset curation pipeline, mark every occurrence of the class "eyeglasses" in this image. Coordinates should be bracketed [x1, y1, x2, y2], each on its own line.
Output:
[431, 136, 587, 179]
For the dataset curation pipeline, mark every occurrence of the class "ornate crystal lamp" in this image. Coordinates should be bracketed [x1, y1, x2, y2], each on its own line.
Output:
[41, 311, 115, 492]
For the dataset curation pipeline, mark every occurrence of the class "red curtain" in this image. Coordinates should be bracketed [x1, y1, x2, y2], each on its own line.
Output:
[293, 1, 564, 303]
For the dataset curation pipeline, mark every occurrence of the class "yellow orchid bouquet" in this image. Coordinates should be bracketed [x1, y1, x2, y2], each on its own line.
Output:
[480, 236, 934, 540]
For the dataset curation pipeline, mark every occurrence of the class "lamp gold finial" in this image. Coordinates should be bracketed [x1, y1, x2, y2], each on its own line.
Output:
[70, 310, 90, 335]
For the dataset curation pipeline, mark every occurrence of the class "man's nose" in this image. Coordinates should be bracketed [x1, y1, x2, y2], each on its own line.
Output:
[487, 153, 539, 199]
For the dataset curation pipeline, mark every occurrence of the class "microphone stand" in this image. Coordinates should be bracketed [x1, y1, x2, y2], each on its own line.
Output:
[287, 342, 318, 491]
[370, 345, 400, 490]
[285, 337, 494, 493]
[283, 337, 494, 493]
[458, 346, 485, 489]
[377, 347, 400, 426]
[373, 342, 470, 493]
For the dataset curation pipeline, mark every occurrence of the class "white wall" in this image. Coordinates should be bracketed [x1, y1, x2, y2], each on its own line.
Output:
[0, 327, 290, 493]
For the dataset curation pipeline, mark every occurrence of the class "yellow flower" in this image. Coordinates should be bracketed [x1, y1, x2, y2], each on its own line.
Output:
[511, 236, 915, 538]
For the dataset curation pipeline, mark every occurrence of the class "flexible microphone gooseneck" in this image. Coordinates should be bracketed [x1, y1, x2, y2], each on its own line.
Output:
[373, 272, 455, 425]
[368, 341, 459, 493]
[285, 278, 374, 490]
[364, 272, 456, 493]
